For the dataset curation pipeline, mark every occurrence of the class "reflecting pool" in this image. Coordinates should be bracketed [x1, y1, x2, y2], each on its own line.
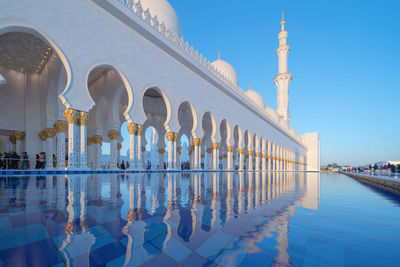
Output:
[0, 172, 399, 266]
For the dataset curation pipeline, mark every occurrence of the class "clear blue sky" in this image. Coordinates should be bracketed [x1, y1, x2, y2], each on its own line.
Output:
[111, 0, 400, 167]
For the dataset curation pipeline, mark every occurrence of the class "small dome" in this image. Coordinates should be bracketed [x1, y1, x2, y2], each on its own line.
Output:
[245, 85, 265, 108]
[265, 106, 280, 122]
[211, 54, 239, 85]
[141, 0, 184, 38]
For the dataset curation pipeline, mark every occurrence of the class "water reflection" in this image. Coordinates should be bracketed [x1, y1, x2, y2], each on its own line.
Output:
[0, 172, 320, 266]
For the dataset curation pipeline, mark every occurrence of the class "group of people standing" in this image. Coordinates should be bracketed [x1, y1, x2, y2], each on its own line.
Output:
[0, 151, 29, 169]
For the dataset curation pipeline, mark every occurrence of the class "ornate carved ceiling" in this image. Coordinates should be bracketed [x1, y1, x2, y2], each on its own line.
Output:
[0, 32, 53, 73]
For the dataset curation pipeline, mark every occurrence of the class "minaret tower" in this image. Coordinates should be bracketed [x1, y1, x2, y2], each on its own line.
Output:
[274, 12, 292, 122]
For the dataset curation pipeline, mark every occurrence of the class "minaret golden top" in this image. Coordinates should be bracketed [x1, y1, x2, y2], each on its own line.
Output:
[218, 51, 221, 60]
[249, 83, 252, 91]
[281, 12, 286, 31]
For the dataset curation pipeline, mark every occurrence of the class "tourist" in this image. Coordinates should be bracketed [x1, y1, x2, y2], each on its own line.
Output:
[39, 152, 45, 169]
[35, 154, 40, 169]
[121, 160, 125, 170]
[21, 152, 29, 170]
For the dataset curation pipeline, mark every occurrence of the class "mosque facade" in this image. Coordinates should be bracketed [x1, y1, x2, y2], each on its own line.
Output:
[0, 0, 320, 172]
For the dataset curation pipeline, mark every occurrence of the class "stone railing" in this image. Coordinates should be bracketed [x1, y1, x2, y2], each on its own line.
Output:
[117, 0, 302, 143]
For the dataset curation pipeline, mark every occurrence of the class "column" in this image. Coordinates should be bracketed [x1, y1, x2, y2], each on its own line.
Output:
[135, 125, 143, 169]
[64, 108, 81, 169]
[255, 152, 260, 171]
[79, 112, 89, 169]
[53, 120, 68, 170]
[262, 153, 267, 171]
[14, 131, 25, 154]
[207, 148, 212, 170]
[92, 135, 103, 170]
[233, 155, 236, 170]
[158, 148, 165, 169]
[212, 142, 220, 170]
[226, 146, 233, 170]
[248, 150, 253, 171]
[44, 128, 56, 169]
[117, 143, 122, 166]
[127, 123, 136, 169]
[173, 133, 178, 169]
[238, 148, 244, 170]
[166, 132, 174, 170]
[108, 130, 120, 170]
[176, 147, 181, 170]
[9, 135, 16, 152]
[193, 138, 202, 170]
[87, 137, 93, 169]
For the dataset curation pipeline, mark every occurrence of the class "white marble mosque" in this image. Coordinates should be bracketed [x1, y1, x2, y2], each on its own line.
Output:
[0, 0, 320, 172]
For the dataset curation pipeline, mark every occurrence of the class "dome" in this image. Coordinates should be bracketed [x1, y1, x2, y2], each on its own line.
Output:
[141, 0, 184, 38]
[211, 54, 239, 85]
[265, 106, 280, 122]
[244, 85, 265, 108]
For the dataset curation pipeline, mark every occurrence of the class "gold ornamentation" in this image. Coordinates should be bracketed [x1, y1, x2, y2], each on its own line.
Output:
[80, 112, 90, 126]
[108, 130, 120, 140]
[158, 148, 165, 154]
[262, 154, 267, 159]
[14, 131, 25, 141]
[127, 123, 137, 135]
[117, 143, 122, 150]
[9, 135, 16, 144]
[206, 148, 212, 154]
[136, 125, 143, 136]
[63, 108, 80, 125]
[92, 135, 103, 144]
[255, 153, 261, 157]
[226, 146, 234, 152]
[201, 154, 205, 158]
[233, 155, 236, 160]
[87, 137, 93, 146]
[248, 150, 254, 156]
[177, 147, 181, 154]
[166, 132, 174, 141]
[223, 154, 227, 159]
[142, 146, 146, 153]
[238, 149, 245, 154]
[38, 131, 46, 141]
[193, 138, 202, 146]
[212, 142, 220, 149]
[173, 133, 179, 142]
[219, 156, 223, 160]
[44, 128, 56, 138]
[54, 120, 68, 133]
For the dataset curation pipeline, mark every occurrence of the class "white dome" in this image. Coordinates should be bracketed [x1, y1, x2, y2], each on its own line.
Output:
[245, 87, 265, 108]
[141, 0, 184, 38]
[265, 106, 280, 122]
[211, 57, 239, 85]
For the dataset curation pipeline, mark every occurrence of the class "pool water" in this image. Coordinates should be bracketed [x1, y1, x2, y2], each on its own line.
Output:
[0, 172, 399, 266]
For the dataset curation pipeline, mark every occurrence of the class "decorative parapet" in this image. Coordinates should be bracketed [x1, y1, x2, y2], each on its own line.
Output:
[116, 0, 303, 144]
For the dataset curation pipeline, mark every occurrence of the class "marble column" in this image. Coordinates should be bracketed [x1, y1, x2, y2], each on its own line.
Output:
[176, 147, 181, 170]
[127, 123, 136, 170]
[44, 128, 56, 169]
[206, 148, 212, 170]
[193, 138, 202, 170]
[173, 133, 178, 169]
[79, 112, 89, 169]
[9, 135, 16, 152]
[135, 125, 143, 169]
[14, 131, 25, 154]
[255, 152, 260, 171]
[92, 135, 103, 170]
[166, 132, 174, 170]
[212, 142, 220, 170]
[226, 146, 233, 170]
[54, 120, 68, 170]
[108, 130, 120, 170]
[117, 143, 122, 166]
[64, 109, 81, 169]
[87, 137, 93, 169]
[158, 148, 165, 170]
[248, 150, 253, 171]
[238, 148, 244, 170]
[262, 153, 267, 171]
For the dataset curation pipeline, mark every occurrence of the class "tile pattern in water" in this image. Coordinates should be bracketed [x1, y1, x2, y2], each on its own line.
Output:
[0, 173, 400, 266]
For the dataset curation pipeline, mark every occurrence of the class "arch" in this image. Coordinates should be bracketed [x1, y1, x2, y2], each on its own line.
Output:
[201, 111, 216, 145]
[141, 86, 172, 131]
[219, 119, 232, 146]
[177, 100, 198, 138]
[244, 130, 252, 150]
[233, 125, 243, 148]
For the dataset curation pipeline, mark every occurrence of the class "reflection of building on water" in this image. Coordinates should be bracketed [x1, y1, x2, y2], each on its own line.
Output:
[0, 172, 320, 265]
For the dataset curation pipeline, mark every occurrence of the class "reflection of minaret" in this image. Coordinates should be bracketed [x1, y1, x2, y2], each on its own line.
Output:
[300, 172, 320, 210]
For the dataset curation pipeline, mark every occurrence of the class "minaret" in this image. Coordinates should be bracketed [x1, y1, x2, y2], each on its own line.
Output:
[274, 13, 292, 122]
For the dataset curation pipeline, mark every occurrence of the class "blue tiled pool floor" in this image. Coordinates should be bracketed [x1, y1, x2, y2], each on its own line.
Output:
[0, 172, 399, 266]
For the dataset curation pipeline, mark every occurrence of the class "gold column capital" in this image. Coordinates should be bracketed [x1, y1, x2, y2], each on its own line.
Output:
[219, 156, 223, 160]
[117, 143, 122, 150]
[206, 148, 213, 154]
[14, 131, 25, 141]
[92, 135, 103, 144]
[193, 138, 202, 146]
[226, 146, 234, 152]
[238, 148, 245, 154]
[201, 154, 205, 158]
[107, 130, 120, 140]
[262, 153, 267, 159]
[54, 120, 68, 133]
[38, 131, 47, 141]
[166, 132, 175, 141]
[158, 148, 165, 154]
[248, 150, 254, 156]
[136, 125, 143, 136]
[127, 123, 137, 135]
[87, 137, 93, 146]
[177, 147, 181, 154]
[212, 142, 220, 149]
[80, 112, 90, 126]
[44, 128, 56, 138]
[173, 133, 179, 142]
[63, 108, 80, 125]
[223, 154, 227, 159]
[9, 135, 16, 144]
[142, 146, 146, 153]
[255, 152, 261, 157]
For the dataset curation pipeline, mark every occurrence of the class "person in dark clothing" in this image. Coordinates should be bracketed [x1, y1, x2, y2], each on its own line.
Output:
[35, 154, 40, 169]
[120, 160, 125, 170]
